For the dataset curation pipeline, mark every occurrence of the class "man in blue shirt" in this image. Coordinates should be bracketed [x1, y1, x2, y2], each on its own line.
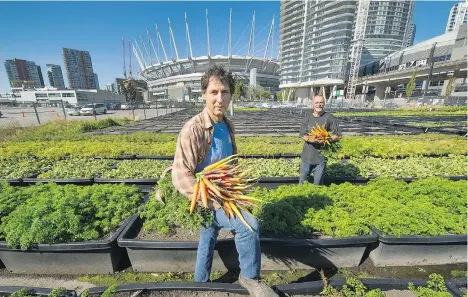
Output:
[173, 65, 278, 297]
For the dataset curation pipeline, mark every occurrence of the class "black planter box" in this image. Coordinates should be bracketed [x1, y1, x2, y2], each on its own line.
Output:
[369, 227, 467, 266]
[0, 287, 76, 297]
[135, 155, 174, 160]
[94, 177, 158, 185]
[83, 282, 247, 296]
[117, 215, 238, 272]
[447, 278, 467, 297]
[118, 215, 377, 272]
[256, 176, 371, 189]
[22, 177, 94, 185]
[0, 215, 135, 275]
[82, 282, 247, 296]
[0, 178, 22, 185]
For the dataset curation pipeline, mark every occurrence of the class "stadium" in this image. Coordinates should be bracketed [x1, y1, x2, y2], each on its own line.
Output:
[129, 10, 280, 102]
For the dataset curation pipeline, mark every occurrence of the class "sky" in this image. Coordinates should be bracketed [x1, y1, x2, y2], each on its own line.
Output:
[0, 1, 461, 93]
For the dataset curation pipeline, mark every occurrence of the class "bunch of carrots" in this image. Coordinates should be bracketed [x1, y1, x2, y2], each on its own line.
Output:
[307, 124, 332, 145]
[190, 154, 261, 231]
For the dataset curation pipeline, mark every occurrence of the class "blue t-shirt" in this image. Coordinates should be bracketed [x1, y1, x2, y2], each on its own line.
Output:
[196, 120, 233, 172]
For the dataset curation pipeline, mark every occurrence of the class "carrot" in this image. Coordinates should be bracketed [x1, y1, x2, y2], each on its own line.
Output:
[203, 177, 224, 198]
[200, 179, 208, 208]
[236, 194, 263, 202]
[224, 202, 235, 219]
[228, 201, 253, 232]
[190, 182, 200, 213]
[203, 154, 238, 171]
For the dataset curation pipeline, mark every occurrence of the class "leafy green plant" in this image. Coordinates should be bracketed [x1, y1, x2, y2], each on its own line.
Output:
[47, 288, 67, 297]
[321, 275, 385, 297]
[350, 155, 467, 178]
[251, 177, 467, 238]
[408, 274, 452, 297]
[10, 289, 37, 297]
[101, 159, 172, 179]
[101, 285, 118, 297]
[38, 158, 116, 178]
[0, 182, 39, 238]
[9, 288, 68, 297]
[139, 175, 212, 235]
[1, 183, 143, 250]
[1, 133, 465, 160]
[0, 158, 53, 179]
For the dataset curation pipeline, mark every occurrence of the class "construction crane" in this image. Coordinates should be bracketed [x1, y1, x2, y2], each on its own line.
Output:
[346, 0, 370, 100]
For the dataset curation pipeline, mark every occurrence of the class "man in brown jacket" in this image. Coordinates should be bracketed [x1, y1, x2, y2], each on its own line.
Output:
[172, 65, 278, 297]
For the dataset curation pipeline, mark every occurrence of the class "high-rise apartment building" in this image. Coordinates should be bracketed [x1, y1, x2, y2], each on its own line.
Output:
[46, 64, 66, 88]
[406, 24, 416, 47]
[62, 48, 96, 89]
[4, 58, 42, 88]
[361, 1, 415, 65]
[93, 73, 100, 89]
[446, 1, 467, 32]
[36, 65, 45, 87]
[279, 0, 415, 100]
[280, 1, 356, 90]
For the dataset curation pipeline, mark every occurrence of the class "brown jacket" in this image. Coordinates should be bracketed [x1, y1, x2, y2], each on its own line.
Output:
[171, 108, 237, 208]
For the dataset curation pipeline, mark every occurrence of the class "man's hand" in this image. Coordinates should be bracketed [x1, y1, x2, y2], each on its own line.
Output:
[197, 198, 217, 210]
[303, 135, 319, 143]
[330, 135, 340, 142]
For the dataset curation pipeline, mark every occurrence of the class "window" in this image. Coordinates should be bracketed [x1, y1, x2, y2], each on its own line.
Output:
[62, 93, 75, 97]
[35, 93, 48, 98]
[48, 93, 61, 98]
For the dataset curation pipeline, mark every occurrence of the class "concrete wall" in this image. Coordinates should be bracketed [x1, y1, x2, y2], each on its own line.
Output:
[295, 87, 311, 105]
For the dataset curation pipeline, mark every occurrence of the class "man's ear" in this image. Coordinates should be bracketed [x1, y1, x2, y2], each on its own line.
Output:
[202, 92, 206, 101]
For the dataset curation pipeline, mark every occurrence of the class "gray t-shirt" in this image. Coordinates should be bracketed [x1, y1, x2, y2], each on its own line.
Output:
[299, 112, 342, 165]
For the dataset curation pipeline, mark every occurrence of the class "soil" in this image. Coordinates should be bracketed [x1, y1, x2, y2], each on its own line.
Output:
[138, 227, 234, 241]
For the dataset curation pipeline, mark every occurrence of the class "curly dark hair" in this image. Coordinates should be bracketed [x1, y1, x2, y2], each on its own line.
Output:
[201, 64, 235, 95]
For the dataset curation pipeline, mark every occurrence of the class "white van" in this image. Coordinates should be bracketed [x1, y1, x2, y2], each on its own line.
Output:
[80, 103, 107, 115]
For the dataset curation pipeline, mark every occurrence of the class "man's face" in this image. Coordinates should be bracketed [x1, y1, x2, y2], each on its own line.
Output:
[313, 96, 325, 113]
[203, 76, 231, 118]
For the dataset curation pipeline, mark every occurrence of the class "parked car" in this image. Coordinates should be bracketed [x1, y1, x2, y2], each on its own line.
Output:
[66, 106, 81, 116]
[80, 103, 107, 115]
[108, 103, 121, 110]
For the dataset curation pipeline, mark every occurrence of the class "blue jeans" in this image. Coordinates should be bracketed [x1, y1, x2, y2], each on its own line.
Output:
[194, 208, 261, 282]
[299, 160, 326, 185]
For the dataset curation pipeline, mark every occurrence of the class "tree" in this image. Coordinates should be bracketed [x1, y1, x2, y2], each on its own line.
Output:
[406, 71, 417, 99]
[232, 76, 245, 102]
[276, 91, 284, 102]
[444, 75, 456, 98]
[444, 64, 459, 98]
[318, 87, 324, 96]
